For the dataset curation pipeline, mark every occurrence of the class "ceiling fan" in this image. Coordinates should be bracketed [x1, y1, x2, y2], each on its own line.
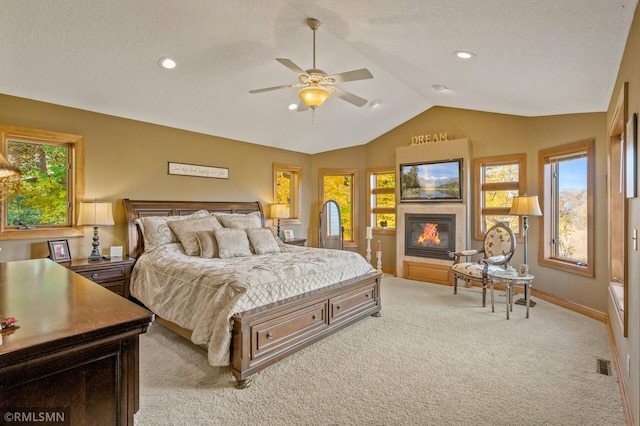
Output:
[249, 18, 373, 111]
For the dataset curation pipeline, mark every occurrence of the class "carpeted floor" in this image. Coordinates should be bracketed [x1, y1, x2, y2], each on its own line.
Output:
[135, 276, 625, 425]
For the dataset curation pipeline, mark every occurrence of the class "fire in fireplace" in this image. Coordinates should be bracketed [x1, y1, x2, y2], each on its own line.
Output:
[405, 213, 456, 260]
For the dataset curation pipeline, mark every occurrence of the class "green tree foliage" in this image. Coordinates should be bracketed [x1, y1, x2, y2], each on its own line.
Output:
[400, 166, 420, 197]
[558, 189, 587, 261]
[375, 172, 396, 228]
[275, 171, 291, 211]
[7, 141, 68, 226]
[323, 175, 352, 240]
[481, 163, 520, 233]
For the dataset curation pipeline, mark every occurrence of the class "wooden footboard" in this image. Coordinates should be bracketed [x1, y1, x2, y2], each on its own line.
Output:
[231, 271, 382, 388]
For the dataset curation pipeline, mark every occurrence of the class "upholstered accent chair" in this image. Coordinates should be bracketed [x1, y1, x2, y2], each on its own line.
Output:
[449, 222, 516, 307]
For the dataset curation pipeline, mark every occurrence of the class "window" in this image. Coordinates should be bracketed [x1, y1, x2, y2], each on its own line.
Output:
[273, 163, 301, 224]
[1, 124, 84, 240]
[367, 168, 395, 234]
[538, 139, 594, 276]
[473, 154, 526, 240]
[319, 168, 359, 247]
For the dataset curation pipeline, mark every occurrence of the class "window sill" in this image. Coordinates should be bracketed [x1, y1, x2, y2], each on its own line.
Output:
[538, 257, 593, 277]
[0, 227, 84, 241]
[373, 228, 396, 236]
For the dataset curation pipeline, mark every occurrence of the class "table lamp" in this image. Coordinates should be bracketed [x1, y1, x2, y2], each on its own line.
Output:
[509, 194, 542, 306]
[270, 203, 289, 240]
[78, 199, 115, 260]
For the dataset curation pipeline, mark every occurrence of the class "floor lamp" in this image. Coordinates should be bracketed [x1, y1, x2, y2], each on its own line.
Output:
[509, 195, 542, 307]
[270, 203, 289, 240]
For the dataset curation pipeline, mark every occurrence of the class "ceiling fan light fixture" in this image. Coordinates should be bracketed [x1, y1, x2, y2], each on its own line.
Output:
[298, 85, 330, 108]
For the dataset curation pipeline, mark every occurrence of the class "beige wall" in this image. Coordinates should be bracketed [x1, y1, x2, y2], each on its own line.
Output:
[0, 94, 313, 262]
[607, 3, 640, 422]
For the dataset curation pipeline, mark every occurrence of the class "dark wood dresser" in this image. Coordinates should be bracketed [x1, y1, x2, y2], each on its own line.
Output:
[0, 259, 153, 425]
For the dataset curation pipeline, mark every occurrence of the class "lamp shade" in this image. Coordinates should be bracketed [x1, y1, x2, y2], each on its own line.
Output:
[270, 203, 289, 219]
[509, 195, 542, 217]
[77, 201, 115, 226]
[298, 84, 331, 108]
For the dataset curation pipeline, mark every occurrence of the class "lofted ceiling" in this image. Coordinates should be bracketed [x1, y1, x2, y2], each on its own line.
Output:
[1, 0, 637, 154]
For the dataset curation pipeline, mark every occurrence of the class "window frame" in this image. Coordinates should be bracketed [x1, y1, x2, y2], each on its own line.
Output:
[273, 163, 302, 225]
[538, 139, 594, 277]
[318, 168, 359, 248]
[366, 167, 395, 236]
[473, 154, 527, 240]
[0, 124, 85, 240]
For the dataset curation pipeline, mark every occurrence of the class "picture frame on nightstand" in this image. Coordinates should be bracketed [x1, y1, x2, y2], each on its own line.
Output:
[48, 239, 71, 262]
[283, 230, 294, 240]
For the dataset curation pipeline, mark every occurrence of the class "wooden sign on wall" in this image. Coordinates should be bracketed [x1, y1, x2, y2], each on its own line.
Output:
[410, 132, 450, 145]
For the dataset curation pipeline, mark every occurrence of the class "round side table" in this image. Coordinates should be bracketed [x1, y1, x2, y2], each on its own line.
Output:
[489, 271, 535, 319]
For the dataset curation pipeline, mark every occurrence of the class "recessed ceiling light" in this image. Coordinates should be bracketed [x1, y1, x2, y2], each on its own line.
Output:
[432, 84, 448, 92]
[370, 100, 381, 109]
[288, 103, 298, 110]
[158, 57, 177, 69]
[454, 51, 475, 60]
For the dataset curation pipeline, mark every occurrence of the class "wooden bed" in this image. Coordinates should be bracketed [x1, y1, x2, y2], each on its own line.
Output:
[123, 199, 382, 388]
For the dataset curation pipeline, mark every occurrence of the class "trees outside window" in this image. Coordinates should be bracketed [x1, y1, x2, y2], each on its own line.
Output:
[319, 168, 358, 247]
[473, 154, 526, 240]
[367, 168, 395, 234]
[1, 124, 84, 240]
[538, 139, 594, 276]
[273, 163, 301, 224]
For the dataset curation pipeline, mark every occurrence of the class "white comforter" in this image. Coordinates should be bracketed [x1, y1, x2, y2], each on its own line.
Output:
[130, 243, 376, 366]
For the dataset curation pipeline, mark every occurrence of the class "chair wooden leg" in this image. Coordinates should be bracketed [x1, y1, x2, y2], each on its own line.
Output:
[481, 282, 487, 307]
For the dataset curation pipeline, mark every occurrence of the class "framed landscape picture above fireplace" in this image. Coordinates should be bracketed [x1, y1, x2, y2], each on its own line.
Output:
[399, 158, 463, 202]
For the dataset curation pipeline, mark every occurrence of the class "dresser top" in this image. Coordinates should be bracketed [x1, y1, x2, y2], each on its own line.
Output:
[0, 259, 153, 364]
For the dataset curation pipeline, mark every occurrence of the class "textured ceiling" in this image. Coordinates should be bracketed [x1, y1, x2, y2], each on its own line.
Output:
[1, 0, 637, 154]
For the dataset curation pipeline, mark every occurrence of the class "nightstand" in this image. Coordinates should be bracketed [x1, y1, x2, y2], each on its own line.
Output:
[66, 257, 135, 298]
[283, 238, 307, 246]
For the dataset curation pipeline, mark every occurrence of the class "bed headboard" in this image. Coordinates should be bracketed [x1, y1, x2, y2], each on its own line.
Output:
[123, 199, 265, 259]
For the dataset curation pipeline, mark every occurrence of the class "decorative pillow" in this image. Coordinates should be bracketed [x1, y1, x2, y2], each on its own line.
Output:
[246, 227, 280, 255]
[196, 230, 219, 259]
[134, 210, 209, 251]
[214, 228, 253, 258]
[168, 215, 222, 256]
[217, 211, 262, 229]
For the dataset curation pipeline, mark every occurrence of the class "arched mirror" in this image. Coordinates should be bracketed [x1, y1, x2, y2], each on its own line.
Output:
[319, 200, 343, 250]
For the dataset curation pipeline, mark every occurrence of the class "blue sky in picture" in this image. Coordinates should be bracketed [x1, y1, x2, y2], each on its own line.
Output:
[559, 157, 587, 191]
[416, 162, 459, 181]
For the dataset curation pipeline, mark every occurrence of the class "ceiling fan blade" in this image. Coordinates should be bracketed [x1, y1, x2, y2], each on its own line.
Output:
[249, 83, 305, 94]
[276, 58, 308, 75]
[330, 86, 368, 107]
[326, 68, 373, 83]
[296, 101, 309, 112]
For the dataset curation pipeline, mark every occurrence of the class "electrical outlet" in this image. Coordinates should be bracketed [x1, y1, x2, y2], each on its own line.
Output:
[627, 354, 631, 377]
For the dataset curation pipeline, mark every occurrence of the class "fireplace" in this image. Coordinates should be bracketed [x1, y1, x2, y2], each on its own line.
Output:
[405, 214, 456, 260]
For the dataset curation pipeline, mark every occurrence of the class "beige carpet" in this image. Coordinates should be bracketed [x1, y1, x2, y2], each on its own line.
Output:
[135, 276, 625, 426]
